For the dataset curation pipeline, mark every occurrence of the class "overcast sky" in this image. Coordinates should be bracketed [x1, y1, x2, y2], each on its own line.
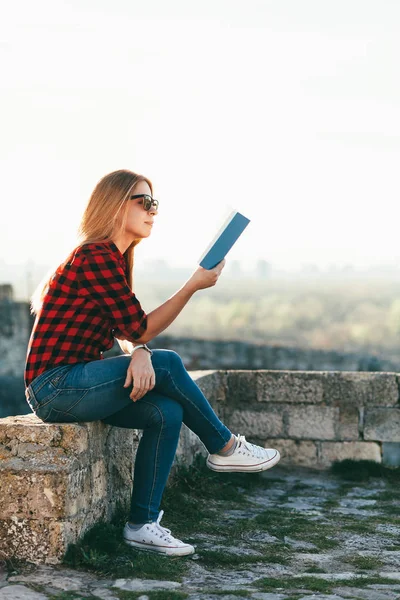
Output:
[1, 0, 400, 276]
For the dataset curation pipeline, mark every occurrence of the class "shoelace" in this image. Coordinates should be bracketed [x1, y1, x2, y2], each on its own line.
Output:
[237, 434, 267, 459]
[153, 510, 178, 543]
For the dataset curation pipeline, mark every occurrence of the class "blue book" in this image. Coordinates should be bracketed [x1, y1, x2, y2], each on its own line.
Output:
[198, 209, 251, 270]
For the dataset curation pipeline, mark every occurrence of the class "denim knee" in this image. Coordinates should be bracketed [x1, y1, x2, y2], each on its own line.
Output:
[145, 398, 183, 434]
[166, 349, 185, 370]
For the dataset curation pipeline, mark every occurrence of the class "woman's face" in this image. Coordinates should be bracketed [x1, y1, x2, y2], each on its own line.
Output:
[124, 180, 158, 240]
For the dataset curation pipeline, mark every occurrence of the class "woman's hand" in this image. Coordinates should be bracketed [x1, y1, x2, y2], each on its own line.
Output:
[186, 259, 226, 292]
[123, 350, 156, 401]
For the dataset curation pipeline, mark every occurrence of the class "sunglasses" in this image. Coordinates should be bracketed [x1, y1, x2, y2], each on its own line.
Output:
[130, 194, 159, 211]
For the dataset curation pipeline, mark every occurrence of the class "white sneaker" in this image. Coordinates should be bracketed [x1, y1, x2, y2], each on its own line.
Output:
[206, 434, 280, 473]
[123, 510, 195, 556]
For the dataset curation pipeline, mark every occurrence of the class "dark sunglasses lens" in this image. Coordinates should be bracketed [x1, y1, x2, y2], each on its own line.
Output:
[143, 196, 158, 210]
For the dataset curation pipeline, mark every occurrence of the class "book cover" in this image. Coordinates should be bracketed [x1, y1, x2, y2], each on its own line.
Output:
[198, 209, 251, 270]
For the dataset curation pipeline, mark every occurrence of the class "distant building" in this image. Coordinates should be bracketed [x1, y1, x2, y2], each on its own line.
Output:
[0, 284, 13, 301]
[227, 260, 242, 278]
[256, 259, 271, 279]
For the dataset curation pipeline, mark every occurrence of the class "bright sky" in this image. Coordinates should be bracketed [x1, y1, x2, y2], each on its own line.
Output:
[1, 0, 400, 273]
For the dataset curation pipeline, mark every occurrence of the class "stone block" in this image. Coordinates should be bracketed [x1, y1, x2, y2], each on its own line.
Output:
[287, 405, 338, 440]
[191, 370, 227, 410]
[263, 438, 318, 467]
[336, 407, 360, 440]
[364, 408, 400, 442]
[0, 514, 96, 565]
[0, 414, 139, 563]
[225, 371, 259, 405]
[256, 370, 324, 404]
[382, 442, 400, 467]
[321, 372, 399, 407]
[0, 414, 63, 446]
[319, 441, 382, 467]
[225, 408, 283, 439]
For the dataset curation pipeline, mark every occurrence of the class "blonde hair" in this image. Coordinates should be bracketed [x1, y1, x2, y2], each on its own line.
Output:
[30, 169, 153, 352]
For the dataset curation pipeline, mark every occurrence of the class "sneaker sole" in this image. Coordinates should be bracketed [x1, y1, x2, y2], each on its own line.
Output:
[206, 450, 281, 473]
[123, 538, 195, 556]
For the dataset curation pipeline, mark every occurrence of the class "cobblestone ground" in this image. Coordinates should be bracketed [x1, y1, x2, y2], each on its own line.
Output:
[1, 466, 400, 600]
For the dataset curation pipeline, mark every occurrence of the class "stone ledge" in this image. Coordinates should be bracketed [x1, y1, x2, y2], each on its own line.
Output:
[228, 370, 399, 407]
[1, 367, 399, 565]
[0, 414, 139, 564]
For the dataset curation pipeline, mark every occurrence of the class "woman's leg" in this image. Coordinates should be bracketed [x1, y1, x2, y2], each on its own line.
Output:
[151, 349, 232, 453]
[27, 351, 231, 523]
[29, 350, 232, 453]
[102, 392, 183, 524]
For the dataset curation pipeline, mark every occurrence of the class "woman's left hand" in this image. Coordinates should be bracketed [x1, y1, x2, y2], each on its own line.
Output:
[123, 351, 156, 401]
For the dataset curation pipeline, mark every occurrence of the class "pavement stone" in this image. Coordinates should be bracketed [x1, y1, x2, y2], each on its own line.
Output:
[334, 587, 400, 600]
[112, 577, 182, 591]
[0, 585, 48, 599]
[2, 466, 400, 599]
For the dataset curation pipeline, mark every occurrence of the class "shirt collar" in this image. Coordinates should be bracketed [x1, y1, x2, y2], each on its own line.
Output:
[107, 240, 126, 267]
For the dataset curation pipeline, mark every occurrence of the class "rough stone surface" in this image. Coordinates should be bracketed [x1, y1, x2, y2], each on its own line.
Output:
[262, 438, 318, 467]
[0, 415, 138, 564]
[226, 408, 283, 438]
[382, 441, 400, 467]
[287, 405, 338, 439]
[256, 370, 325, 404]
[0, 585, 48, 599]
[364, 408, 400, 441]
[225, 370, 260, 405]
[319, 441, 382, 466]
[321, 372, 399, 407]
[335, 407, 360, 440]
[113, 578, 182, 591]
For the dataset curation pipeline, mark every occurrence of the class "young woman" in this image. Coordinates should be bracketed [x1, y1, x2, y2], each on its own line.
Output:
[24, 169, 280, 557]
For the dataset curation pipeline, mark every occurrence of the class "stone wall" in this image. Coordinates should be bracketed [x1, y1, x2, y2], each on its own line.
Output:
[0, 369, 399, 564]
[217, 370, 400, 469]
[0, 414, 142, 564]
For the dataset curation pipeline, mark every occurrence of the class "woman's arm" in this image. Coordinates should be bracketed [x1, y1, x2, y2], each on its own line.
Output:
[133, 282, 195, 344]
[134, 260, 226, 344]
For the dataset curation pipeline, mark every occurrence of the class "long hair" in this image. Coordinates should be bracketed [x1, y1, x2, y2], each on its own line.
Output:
[30, 169, 153, 351]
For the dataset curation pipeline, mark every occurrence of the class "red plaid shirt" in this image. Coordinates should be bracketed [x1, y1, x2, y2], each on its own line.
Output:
[24, 241, 148, 387]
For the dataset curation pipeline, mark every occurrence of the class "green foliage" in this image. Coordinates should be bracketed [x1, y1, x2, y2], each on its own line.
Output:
[254, 508, 339, 550]
[344, 554, 384, 570]
[136, 277, 400, 360]
[197, 546, 291, 567]
[331, 459, 400, 482]
[256, 576, 333, 592]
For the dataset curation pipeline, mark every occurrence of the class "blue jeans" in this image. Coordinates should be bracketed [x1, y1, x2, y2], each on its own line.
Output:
[25, 349, 232, 523]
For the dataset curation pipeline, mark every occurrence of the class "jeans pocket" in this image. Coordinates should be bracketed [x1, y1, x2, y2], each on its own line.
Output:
[30, 365, 72, 409]
[47, 365, 72, 387]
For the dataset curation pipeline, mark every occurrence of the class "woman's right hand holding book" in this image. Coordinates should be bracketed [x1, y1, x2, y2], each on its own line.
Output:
[186, 259, 226, 291]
